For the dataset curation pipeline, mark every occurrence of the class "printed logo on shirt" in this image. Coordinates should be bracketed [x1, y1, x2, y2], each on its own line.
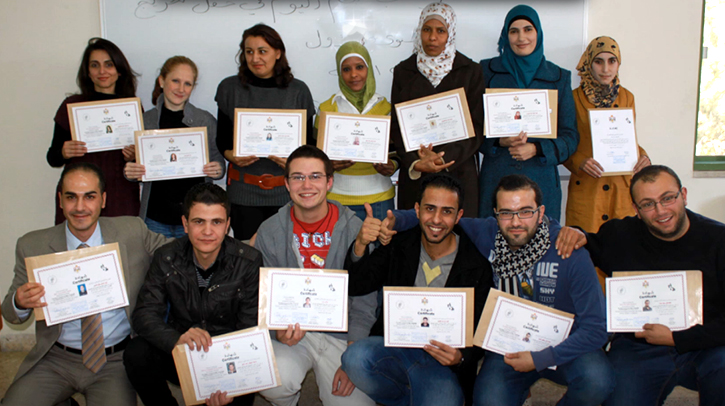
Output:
[535, 262, 559, 303]
[294, 232, 333, 249]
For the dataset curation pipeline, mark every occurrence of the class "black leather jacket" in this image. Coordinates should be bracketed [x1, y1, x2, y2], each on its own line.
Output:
[132, 236, 262, 353]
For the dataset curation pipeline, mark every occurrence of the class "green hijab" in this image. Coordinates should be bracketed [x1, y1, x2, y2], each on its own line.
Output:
[336, 41, 376, 112]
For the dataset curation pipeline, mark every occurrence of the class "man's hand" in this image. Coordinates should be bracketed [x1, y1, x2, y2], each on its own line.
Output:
[14, 282, 47, 310]
[633, 155, 651, 174]
[276, 323, 306, 346]
[424, 340, 462, 366]
[635, 324, 675, 346]
[177, 327, 212, 352]
[555, 227, 587, 259]
[224, 150, 259, 168]
[504, 351, 536, 372]
[354, 203, 382, 256]
[331, 367, 356, 397]
[205, 390, 233, 406]
[124, 162, 145, 181]
[122, 145, 136, 162]
[580, 158, 604, 178]
[332, 160, 355, 171]
[413, 144, 454, 173]
[61, 140, 87, 159]
[378, 210, 397, 246]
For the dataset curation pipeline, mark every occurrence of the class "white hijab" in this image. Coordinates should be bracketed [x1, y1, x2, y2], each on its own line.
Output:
[414, 2, 457, 87]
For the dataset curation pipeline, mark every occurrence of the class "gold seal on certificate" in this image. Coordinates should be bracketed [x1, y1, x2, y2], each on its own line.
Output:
[474, 289, 574, 356]
[24, 243, 129, 326]
[317, 112, 391, 163]
[383, 287, 474, 348]
[483, 89, 556, 138]
[134, 127, 210, 182]
[233, 108, 307, 158]
[67, 97, 144, 153]
[258, 268, 349, 332]
[589, 108, 639, 176]
[394, 88, 476, 152]
[606, 271, 703, 333]
[172, 327, 281, 405]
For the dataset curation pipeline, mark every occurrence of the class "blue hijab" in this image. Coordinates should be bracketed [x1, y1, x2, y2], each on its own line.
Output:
[498, 5, 545, 88]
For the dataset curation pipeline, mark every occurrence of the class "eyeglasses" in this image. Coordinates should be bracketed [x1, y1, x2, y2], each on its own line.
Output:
[636, 190, 682, 212]
[287, 173, 328, 183]
[494, 207, 540, 220]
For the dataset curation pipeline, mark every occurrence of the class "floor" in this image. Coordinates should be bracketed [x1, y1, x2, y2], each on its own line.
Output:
[0, 350, 698, 405]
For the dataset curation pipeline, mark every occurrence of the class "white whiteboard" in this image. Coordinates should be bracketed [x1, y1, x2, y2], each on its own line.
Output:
[101, 0, 586, 115]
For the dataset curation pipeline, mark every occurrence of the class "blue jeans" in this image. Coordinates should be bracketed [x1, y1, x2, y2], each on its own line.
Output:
[144, 217, 187, 238]
[348, 198, 395, 222]
[604, 336, 725, 406]
[473, 350, 614, 406]
[341, 336, 464, 406]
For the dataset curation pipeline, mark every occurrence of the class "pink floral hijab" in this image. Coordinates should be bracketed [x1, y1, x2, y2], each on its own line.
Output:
[414, 2, 457, 87]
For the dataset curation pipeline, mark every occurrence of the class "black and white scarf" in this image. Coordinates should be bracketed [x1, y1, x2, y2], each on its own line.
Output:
[492, 222, 550, 297]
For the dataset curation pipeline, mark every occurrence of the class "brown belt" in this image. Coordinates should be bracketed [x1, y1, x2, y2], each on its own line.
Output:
[227, 164, 286, 190]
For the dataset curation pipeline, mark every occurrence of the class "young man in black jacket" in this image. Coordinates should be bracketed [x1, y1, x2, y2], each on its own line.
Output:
[123, 183, 262, 406]
[341, 173, 494, 406]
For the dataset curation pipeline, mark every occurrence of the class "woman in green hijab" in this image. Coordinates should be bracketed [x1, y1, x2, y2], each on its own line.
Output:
[315, 41, 396, 221]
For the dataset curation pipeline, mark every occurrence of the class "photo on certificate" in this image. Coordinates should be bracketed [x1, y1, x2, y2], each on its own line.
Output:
[172, 326, 281, 405]
[67, 97, 144, 153]
[589, 108, 639, 176]
[383, 286, 474, 348]
[606, 270, 703, 333]
[134, 127, 210, 182]
[394, 88, 476, 152]
[25, 243, 129, 326]
[258, 268, 349, 332]
[317, 111, 391, 164]
[233, 108, 307, 158]
[473, 289, 574, 357]
[483, 89, 557, 139]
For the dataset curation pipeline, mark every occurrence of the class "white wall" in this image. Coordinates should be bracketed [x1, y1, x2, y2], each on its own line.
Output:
[0, 0, 720, 341]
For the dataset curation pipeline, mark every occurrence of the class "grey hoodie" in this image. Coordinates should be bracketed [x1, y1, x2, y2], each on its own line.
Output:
[255, 200, 377, 342]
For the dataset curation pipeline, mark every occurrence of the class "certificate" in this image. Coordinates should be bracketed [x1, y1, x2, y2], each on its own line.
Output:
[172, 327, 281, 405]
[606, 271, 703, 332]
[317, 112, 391, 163]
[394, 88, 476, 152]
[383, 287, 473, 348]
[135, 127, 210, 182]
[258, 268, 349, 332]
[25, 243, 129, 326]
[483, 89, 556, 138]
[233, 109, 307, 158]
[474, 289, 574, 357]
[67, 98, 144, 153]
[589, 108, 639, 176]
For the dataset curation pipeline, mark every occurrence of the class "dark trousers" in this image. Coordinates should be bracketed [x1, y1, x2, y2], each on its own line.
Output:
[123, 336, 254, 406]
[230, 204, 281, 240]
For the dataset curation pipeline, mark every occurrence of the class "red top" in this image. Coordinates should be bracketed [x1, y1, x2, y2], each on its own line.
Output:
[291, 203, 339, 268]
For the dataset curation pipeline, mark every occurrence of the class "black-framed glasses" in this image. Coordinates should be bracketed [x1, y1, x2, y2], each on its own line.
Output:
[494, 207, 541, 220]
[287, 173, 328, 183]
[636, 189, 682, 212]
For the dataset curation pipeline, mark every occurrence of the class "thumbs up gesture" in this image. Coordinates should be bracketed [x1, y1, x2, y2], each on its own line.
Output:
[379, 210, 397, 246]
[354, 203, 383, 256]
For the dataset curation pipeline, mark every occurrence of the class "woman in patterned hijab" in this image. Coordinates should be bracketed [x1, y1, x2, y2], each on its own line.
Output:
[564, 36, 650, 237]
[389, 2, 485, 217]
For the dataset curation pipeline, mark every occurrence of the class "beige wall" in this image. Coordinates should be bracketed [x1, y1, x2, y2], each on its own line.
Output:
[0, 0, 720, 340]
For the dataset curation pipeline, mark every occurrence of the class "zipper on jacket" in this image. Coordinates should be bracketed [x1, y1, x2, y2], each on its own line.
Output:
[168, 260, 208, 330]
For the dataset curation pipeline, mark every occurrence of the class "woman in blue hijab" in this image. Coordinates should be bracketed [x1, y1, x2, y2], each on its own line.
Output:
[479, 5, 579, 221]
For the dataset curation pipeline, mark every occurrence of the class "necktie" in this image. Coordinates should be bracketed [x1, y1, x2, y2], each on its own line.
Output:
[422, 262, 441, 286]
[77, 243, 106, 372]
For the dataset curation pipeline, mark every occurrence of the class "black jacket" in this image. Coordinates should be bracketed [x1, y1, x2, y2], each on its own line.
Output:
[344, 225, 494, 404]
[132, 236, 262, 353]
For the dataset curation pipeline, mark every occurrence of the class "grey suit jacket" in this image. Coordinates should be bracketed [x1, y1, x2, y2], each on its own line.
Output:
[1, 216, 170, 381]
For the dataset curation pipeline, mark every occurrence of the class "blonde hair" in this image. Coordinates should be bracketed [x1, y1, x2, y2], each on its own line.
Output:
[151, 56, 199, 104]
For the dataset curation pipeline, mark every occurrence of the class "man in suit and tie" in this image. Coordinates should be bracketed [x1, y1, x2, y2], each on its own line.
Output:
[1, 162, 169, 406]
